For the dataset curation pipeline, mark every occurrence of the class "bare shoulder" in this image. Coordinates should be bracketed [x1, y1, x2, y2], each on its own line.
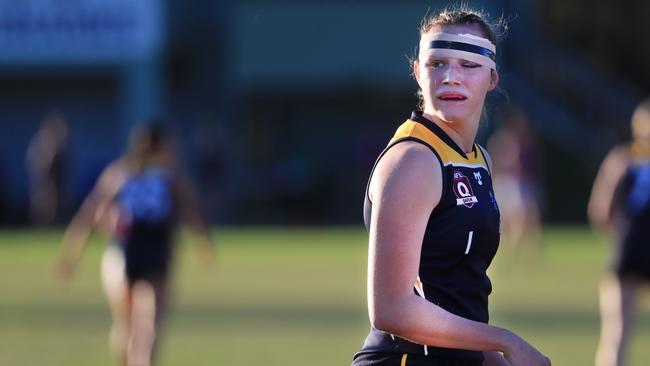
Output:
[95, 159, 129, 194]
[372, 141, 440, 186]
[606, 144, 630, 162]
[370, 141, 442, 207]
[600, 145, 631, 172]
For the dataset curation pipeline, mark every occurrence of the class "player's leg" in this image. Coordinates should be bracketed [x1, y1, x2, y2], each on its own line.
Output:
[150, 275, 169, 365]
[100, 245, 130, 366]
[523, 197, 542, 253]
[595, 274, 638, 366]
[127, 279, 156, 366]
[127, 275, 168, 366]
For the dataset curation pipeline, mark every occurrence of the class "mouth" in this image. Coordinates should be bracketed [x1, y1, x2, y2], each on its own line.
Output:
[438, 93, 467, 101]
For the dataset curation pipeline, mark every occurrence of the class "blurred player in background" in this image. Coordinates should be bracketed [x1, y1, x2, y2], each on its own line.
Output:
[352, 5, 550, 366]
[26, 111, 69, 226]
[488, 105, 543, 253]
[589, 98, 650, 366]
[56, 121, 214, 366]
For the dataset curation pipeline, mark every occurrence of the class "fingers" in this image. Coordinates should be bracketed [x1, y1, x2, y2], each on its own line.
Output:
[504, 346, 550, 366]
[54, 259, 75, 283]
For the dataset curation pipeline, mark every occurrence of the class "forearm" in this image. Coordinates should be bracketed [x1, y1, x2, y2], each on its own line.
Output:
[60, 219, 93, 263]
[59, 201, 99, 263]
[372, 294, 520, 354]
[181, 212, 214, 261]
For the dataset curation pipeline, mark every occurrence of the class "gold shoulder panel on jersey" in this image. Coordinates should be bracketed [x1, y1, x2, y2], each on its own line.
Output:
[630, 140, 650, 161]
[389, 120, 454, 162]
[474, 144, 491, 172]
[389, 119, 489, 171]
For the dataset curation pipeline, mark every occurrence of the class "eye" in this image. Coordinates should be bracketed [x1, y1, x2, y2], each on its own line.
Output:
[462, 62, 482, 68]
[427, 60, 444, 68]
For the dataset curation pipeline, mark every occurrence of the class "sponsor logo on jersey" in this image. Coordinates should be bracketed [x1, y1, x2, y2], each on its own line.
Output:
[474, 171, 483, 185]
[453, 171, 478, 208]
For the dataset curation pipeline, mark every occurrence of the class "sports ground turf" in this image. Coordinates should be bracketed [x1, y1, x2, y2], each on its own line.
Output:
[1, 226, 649, 365]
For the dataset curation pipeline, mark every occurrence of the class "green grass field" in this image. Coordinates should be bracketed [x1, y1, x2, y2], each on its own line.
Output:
[1, 226, 650, 365]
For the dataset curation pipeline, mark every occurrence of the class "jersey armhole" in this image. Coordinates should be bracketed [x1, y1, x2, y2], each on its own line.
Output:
[365, 137, 446, 206]
[476, 144, 492, 175]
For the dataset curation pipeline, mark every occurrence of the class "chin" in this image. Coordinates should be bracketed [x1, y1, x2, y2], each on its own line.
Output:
[435, 111, 471, 124]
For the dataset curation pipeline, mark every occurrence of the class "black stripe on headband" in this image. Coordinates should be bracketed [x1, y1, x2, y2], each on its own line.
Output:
[428, 40, 496, 61]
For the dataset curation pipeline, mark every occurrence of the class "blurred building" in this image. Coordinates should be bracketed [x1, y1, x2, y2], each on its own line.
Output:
[0, 0, 646, 225]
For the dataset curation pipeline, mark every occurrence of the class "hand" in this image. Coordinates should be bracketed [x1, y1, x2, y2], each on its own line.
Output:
[54, 257, 76, 283]
[483, 351, 511, 366]
[503, 336, 550, 366]
[197, 238, 216, 267]
[200, 249, 216, 267]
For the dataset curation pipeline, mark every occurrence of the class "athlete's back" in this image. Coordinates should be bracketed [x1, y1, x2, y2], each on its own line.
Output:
[117, 166, 177, 281]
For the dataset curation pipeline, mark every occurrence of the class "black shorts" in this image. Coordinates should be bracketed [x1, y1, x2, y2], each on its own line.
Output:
[122, 222, 173, 282]
[352, 352, 482, 366]
[614, 233, 650, 280]
[124, 244, 171, 282]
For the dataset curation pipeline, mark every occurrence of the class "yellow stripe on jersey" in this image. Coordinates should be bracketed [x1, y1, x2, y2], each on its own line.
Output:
[400, 353, 408, 366]
[389, 120, 489, 171]
[630, 140, 650, 162]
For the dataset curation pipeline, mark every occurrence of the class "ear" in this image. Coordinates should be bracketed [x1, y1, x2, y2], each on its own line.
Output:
[488, 69, 499, 91]
[413, 59, 421, 86]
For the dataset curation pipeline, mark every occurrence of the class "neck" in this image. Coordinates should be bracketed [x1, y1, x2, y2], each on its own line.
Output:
[422, 111, 481, 154]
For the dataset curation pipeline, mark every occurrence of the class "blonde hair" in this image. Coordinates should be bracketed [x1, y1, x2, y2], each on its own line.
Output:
[419, 5, 501, 44]
[631, 98, 650, 140]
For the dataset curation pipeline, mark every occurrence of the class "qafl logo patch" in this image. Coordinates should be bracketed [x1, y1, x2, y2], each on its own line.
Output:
[453, 171, 478, 208]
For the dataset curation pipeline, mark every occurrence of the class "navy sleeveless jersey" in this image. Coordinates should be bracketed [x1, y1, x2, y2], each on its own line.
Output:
[618, 142, 650, 219]
[116, 167, 176, 279]
[358, 112, 501, 362]
[612, 141, 650, 279]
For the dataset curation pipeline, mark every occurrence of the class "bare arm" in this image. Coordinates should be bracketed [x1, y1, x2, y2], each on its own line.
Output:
[367, 142, 549, 366]
[56, 162, 125, 279]
[587, 147, 629, 232]
[175, 170, 215, 262]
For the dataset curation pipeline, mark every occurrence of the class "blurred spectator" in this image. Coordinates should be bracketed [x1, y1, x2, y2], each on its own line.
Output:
[56, 121, 215, 366]
[588, 98, 650, 366]
[488, 105, 543, 252]
[25, 111, 69, 227]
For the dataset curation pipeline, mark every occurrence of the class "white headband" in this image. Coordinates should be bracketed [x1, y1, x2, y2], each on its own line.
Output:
[419, 32, 497, 69]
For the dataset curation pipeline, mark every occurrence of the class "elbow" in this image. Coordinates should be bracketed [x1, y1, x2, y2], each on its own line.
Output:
[368, 300, 403, 334]
[369, 312, 386, 332]
[587, 206, 610, 230]
[370, 314, 396, 334]
[586, 203, 599, 225]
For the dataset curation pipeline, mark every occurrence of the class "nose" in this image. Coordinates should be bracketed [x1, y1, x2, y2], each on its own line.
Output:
[442, 64, 461, 85]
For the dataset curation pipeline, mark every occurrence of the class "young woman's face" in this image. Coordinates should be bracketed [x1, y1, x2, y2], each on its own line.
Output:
[414, 23, 498, 125]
